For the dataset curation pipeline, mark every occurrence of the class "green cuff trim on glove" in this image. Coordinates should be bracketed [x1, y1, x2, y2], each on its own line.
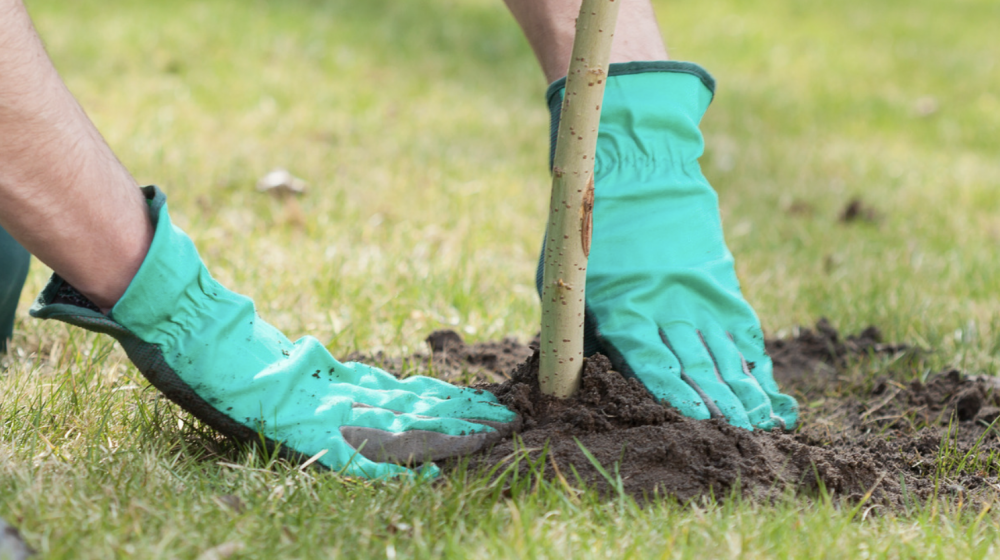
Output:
[545, 61, 716, 170]
[545, 61, 716, 104]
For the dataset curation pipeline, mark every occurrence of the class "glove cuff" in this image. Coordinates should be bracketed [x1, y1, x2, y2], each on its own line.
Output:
[546, 61, 716, 174]
[30, 186, 261, 347]
[29, 186, 168, 325]
[107, 186, 231, 341]
[545, 60, 715, 105]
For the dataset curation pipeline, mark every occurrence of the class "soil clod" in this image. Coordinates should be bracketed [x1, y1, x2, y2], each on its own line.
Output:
[839, 197, 880, 223]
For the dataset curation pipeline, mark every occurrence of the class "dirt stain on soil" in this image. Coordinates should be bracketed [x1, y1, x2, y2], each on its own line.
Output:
[364, 322, 1000, 507]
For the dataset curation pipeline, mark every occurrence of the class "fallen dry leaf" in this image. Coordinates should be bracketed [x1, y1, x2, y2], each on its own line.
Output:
[256, 168, 307, 196]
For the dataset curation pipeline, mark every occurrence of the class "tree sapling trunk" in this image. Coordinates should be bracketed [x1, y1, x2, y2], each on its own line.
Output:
[538, 0, 621, 398]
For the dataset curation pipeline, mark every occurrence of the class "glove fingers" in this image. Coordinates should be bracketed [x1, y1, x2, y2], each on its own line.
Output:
[699, 329, 774, 429]
[342, 405, 503, 464]
[397, 374, 503, 403]
[340, 361, 503, 403]
[337, 383, 516, 426]
[349, 404, 500, 438]
[600, 323, 711, 420]
[729, 332, 799, 429]
[660, 326, 752, 430]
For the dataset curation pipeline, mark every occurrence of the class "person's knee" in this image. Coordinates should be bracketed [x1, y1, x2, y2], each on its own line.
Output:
[0, 225, 30, 351]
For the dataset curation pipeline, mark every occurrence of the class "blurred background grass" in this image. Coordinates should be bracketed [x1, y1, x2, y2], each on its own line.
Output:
[3, 0, 1000, 556]
[16, 0, 1000, 367]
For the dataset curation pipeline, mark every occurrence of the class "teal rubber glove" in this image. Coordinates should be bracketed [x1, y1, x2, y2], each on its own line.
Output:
[0, 225, 30, 353]
[32, 186, 517, 478]
[539, 62, 798, 430]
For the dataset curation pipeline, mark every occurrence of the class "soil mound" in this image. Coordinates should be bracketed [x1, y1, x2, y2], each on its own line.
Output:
[766, 317, 908, 391]
[472, 350, 910, 505]
[373, 322, 1000, 506]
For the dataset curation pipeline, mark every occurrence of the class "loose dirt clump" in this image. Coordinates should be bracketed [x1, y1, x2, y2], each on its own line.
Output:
[839, 197, 881, 224]
[374, 321, 1000, 507]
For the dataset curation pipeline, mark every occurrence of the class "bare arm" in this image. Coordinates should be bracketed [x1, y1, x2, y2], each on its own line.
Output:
[501, 0, 668, 83]
[0, 0, 151, 312]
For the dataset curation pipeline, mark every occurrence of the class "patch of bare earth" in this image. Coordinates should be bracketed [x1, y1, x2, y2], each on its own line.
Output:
[357, 321, 1000, 507]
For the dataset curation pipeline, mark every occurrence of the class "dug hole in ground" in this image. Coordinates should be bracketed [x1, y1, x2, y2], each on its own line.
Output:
[348, 319, 1000, 509]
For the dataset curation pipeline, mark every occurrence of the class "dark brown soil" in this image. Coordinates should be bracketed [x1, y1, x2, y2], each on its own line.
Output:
[840, 197, 881, 224]
[371, 323, 1000, 507]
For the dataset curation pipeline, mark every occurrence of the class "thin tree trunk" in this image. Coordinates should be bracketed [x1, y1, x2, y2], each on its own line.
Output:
[538, 0, 620, 398]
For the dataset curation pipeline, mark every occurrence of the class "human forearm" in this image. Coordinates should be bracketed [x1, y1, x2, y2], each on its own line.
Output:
[0, 0, 151, 312]
[501, 0, 668, 83]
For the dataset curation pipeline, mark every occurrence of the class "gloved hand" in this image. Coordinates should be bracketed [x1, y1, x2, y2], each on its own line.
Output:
[32, 186, 517, 478]
[0, 225, 30, 353]
[539, 62, 797, 430]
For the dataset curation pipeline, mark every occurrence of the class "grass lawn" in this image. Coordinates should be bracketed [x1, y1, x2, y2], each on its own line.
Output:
[3, 0, 1000, 557]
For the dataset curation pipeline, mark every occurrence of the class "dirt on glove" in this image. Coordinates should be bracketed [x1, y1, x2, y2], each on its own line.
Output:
[356, 320, 1000, 507]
